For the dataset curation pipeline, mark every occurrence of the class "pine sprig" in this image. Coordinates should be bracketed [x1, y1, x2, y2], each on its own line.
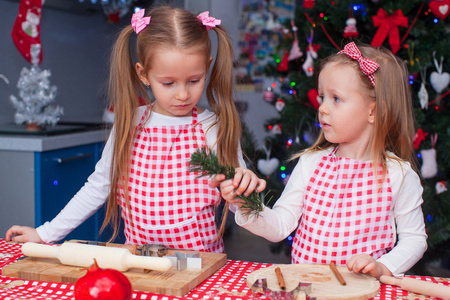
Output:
[189, 147, 265, 217]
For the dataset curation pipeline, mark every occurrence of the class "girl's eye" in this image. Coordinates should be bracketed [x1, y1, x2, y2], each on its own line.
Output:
[317, 95, 324, 104]
[189, 79, 200, 84]
[333, 96, 341, 103]
[162, 82, 174, 86]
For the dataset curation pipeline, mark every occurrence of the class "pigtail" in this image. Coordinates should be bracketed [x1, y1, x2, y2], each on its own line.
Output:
[207, 26, 241, 168]
[206, 25, 242, 241]
[101, 25, 144, 242]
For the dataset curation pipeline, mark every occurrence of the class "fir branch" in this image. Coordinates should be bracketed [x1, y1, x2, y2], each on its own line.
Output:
[189, 147, 265, 217]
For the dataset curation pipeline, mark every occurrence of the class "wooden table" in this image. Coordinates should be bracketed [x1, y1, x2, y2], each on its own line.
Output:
[0, 239, 448, 299]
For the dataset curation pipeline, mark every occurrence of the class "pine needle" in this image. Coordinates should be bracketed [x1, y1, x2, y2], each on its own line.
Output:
[189, 147, 265, 217]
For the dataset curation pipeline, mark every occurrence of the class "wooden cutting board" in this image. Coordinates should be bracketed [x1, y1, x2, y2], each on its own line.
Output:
[246, 264, 380, 300]
[2, 241, 227, 297]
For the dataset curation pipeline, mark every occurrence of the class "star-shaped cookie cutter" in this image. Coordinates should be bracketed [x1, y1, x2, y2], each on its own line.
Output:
[166, 252, 202, 271]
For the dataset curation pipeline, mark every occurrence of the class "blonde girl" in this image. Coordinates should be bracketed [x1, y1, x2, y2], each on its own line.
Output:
[6, 6, 263, 253]
[219, 42, 427, 277]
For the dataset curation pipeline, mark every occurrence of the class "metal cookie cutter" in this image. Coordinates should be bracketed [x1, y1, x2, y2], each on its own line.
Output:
[136, 244, 168, 257]
[166, 252, 202, 271]
[250, 278, 316, 300]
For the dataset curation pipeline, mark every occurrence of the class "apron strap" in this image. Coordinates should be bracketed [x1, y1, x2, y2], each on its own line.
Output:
[192, 106, 198, 124]
[138, 105, 151, 127]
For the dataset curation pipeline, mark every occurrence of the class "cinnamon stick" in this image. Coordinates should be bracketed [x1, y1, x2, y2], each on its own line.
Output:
[330, 262, 346, 286]
[274, 267, 286, 290]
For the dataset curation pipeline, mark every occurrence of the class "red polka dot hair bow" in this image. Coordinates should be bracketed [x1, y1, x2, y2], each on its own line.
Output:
[131, 9, 151, 34]
[197, 11, 221, 30]
[338, 42, 379, 87]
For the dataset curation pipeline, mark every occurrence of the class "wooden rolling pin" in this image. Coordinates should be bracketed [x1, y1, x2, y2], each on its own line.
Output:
[21, 242, 173, 272]
[380, 275, 450, 300]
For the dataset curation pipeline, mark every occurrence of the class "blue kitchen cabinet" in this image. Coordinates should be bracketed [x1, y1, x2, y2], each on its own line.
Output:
[35, 142, 104, 242]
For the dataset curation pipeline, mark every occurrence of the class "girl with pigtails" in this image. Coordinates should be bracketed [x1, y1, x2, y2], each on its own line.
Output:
[6, 6, 265, 253]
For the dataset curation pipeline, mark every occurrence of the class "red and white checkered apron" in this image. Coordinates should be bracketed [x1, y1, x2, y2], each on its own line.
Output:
[119, 106, 223, 252]
[291, 150, 394, 265]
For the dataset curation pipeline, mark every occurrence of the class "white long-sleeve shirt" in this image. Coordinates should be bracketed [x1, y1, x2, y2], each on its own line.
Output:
[235, 148, 427, 276]
[37, 107, 244, 243]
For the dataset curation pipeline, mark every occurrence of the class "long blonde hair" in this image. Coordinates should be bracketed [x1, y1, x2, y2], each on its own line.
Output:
[298, 43, 415, 176]
[102, 6, 241, 241]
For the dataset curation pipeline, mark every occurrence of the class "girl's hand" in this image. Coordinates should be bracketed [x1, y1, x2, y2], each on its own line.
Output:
[5, 225, 43, 243]
[209, 168, 266, 206]
[346, 254, 392, 279]
[232, 168, 266, 197]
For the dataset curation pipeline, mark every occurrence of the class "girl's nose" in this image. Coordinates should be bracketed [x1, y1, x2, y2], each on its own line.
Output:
[318, 99, 328, 114]
[176, 85, 189, 100]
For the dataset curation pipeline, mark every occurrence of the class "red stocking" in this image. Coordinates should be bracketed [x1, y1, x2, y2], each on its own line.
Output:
[277, 52, 289, 72]
[11, 0, 43, 65]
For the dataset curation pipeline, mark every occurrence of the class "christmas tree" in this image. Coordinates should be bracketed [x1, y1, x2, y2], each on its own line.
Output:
[10, 44, 63, 129]
[245, 0, 450, 273]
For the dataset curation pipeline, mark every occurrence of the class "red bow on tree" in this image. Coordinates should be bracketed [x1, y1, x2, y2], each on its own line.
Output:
[371, 9, 408, 54]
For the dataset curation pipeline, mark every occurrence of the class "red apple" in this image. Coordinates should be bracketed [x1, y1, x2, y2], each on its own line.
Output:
[74, 259, 132, 300]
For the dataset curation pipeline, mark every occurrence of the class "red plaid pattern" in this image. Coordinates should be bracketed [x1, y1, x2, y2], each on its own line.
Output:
[1, 241, 449, 300]
[292, 151, 394, 265]
[119, 106, 223, 252]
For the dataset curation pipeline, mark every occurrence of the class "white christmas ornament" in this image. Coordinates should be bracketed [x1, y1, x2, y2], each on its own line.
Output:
[418, 82, 429, 109]
[421, 148, 438, 178]
[436, 181, 447, 194]
[302, 44, 318, 77]
[257, 145, 280, 176]
[420, 134, 438, 179]
[430, 52, 450, 93]
[288, 21, 303, 61]
[258, 157, 280, 176]
[270, 124, 282, 134]
[275, 98, 285, 111]
[418, 68, 428, 109]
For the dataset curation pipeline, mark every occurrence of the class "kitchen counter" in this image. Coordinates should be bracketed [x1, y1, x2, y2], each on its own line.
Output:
[0, 124, 110, 152]
[0, 240, 449, 300]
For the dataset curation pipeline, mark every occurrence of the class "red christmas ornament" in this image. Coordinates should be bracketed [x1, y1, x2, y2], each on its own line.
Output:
[307, 89, 321, 110]
[108, 11, 121, 24]
[371, 9, 408, 54]
[429, 0, 450, 19]
[303, 0, 315, 9]
[277, 52, 289, 72]
[11, 0, 43, 65]
[74, 259, 132, 300]
[263, 88, 275, 102]
[343, 18, 359, 38]
[413, 128, 428, 150]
